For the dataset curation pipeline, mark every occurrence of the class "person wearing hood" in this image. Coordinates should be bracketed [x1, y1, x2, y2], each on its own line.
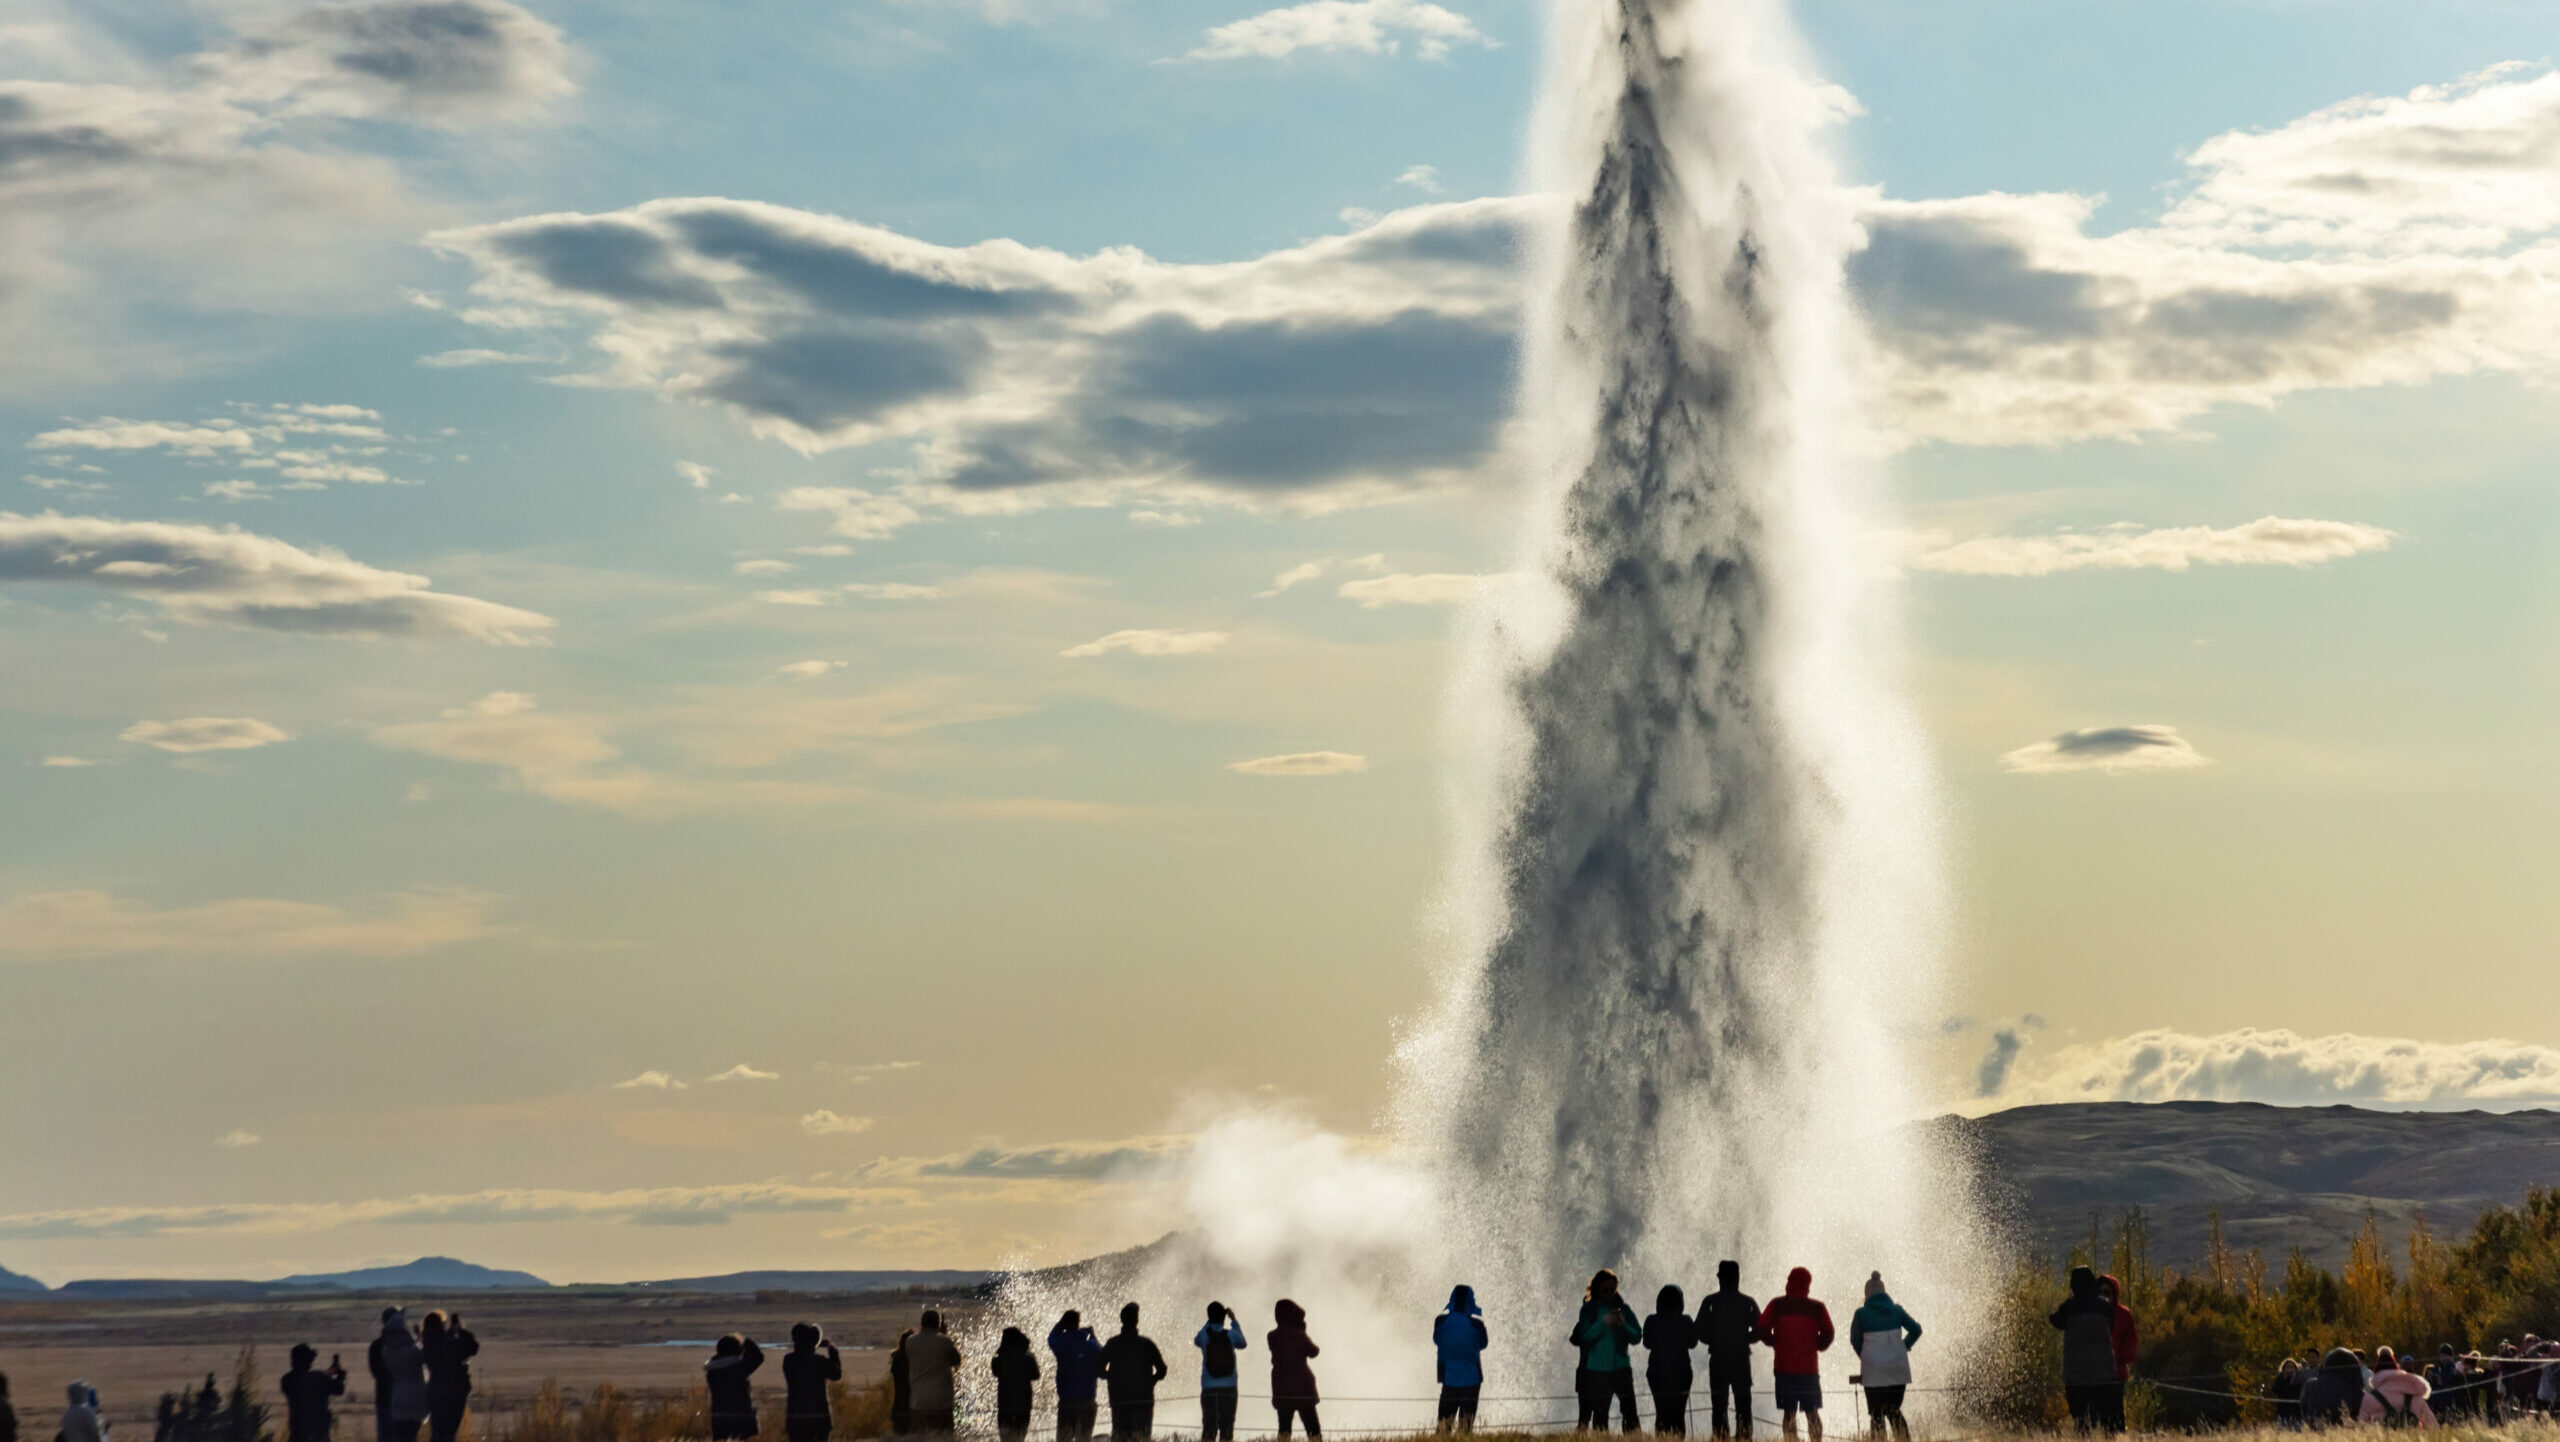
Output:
[281, 1344, 349, 1442]
[706, 1334, 766, 1441]
[369, 1309, 431, 1442]
[1847, 1274, 1920, 1442]
[419, 1311, 478, 1442]
[1572, 1270, 1642, 1433]
[907, 1312, 963, 1435]
[1195, 1302, 1248, 1442]
[889, 1330, 914, 1436]
[1694, 1263, 1760, 1440]
[2361, 1347, 2437, 1428]
[1433, 1286, 1489, 1434]
[2048, 1268, 2118, 1434]
[1098, 1303, 1169, 1442]
[991, 1328, 1041, 1442]
[2095, 1278, 2137, 1432]
[2268, 1357, 2305, 1429]
[2298, 1348, 2365, 1428]
[58, 1384, 103, 1442]
[1644, 1285, 1697, 1435]
[782, 1323, 843, 1442]
[1754, 1268, 1833, 1442]
[1049, 1312, 1105, 1442]
[1268, 1299, 1322, 1441]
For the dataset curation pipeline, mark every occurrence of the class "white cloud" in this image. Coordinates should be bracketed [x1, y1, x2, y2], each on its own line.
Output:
[29, 407, 407, 489]
[816, 1060, 924, 1080]
[774, 487, 926, 542]
[0, 888, 501, 960]
[1336, 571, 1505, 607]
[1395, 164, 1443, 193]
[1128, 510, 1199, 528]
[0, 1179, 912, 1240]
[1184, 0, 1490, 62]
[1909, 517, 2396, 577]
[756, 588, 836, 607]
[676, 461, 715, 489]
[204, 480, 268, 503]
[214, 1130, 261, 1149]
[869, 1135, 1193, 1182]
[800, 1109, 876, 1136]
[41, 756, 97, 768]
[192, 0, 575, 125]
[419, 348, 542, 367]
[0, 513, 552, 642]
[121, 717, 293, 754]
[772, 660, 843, 680]
[1060, 628, 1230, 658]
[2001, 724, 2211, 775]
[1264, 561, 1326, 595]
[611, 1070, 687, 1091]
[734, 559, 799, 576]
[32, 421, 258, 454]
[840, 583, 941, 600]
[705, 1063, 780, 1083]
[1991, 1027, 2560, 1108]
[1227, 751, 1368, 776]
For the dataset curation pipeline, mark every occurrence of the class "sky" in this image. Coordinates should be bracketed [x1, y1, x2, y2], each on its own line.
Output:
[2, 0, 2558, 1284]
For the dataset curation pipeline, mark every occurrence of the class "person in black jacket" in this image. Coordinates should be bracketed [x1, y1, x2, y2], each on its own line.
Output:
[418, 1312, 479, 1442]
[2, 1370, 20, 1442]
[992, 1328, 1042, 1442]
[1097, 1304, 1169, 1442]
[889, 1332, 914, 1436]
[1645, 1286, 1697, 1435]
[1694, 1263, 1760, 1439]
[2296, 1349, 2364, 1429]
[2049, 1269, 2120, 1434]
[783, 1324, 842, 1442]
[281, 1345, 348, 1442]
[707, 1334, 767, 1441]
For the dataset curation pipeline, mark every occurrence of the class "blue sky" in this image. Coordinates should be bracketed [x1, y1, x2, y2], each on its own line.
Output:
[3, 0, 2558, 1280]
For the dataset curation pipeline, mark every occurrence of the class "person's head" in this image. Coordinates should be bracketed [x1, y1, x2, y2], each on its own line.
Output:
[1059, 1309, 1082, 1333]
[999, 1327, 1029, 1356]
[1656, 1284, 1684, 1315]
[1718, 1260, 1740, 1290]
[290, 1344, 317, 1372]
[2067, 1266, 2097, 1296]
[1586, 1269, 1618, 1302]
[1275, 1299, 1305, 1328]
[1863, 1272, 1885, 1301]
[2098, 1275, 2121, 1305]
[2325, 1348, 2359, 1372]
[792, 1323, 821, 1351]
[2277, 1358, 2299, 1377]
[2376, 1346, 2398, 1370]
[894, 1329, 914, 1354]
[420, 1311, 449, 1346]
[380, 1306, 406, 1332]
[1206, 1301, 1226, 1324]
[2440, 1345, 2456, 1359]
[1119, 1303, 1141, 1332]
[68, 1383, 90, 1408]
[1447, 1284, 1478, 1316]
[922, 1310, 943, 1334]
[715, 1334, 745, 1358]
[1785, 1267, 1812, 1299]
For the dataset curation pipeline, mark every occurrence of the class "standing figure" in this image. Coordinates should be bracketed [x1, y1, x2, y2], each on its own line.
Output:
[418, 1312, 478, 1442]
[1847, 1274, 1920, 1442]
[906, 1312, 962, 1436]
[1694, 1264, 1760, 1441]
[1755, 1269, 1833, 1442]
[782, 1324, 842, 1442]
[1049, 1313, 1104, 1442]
[1194, 1303, 1247, 1442]
[706, 1334, 767, 1442]
[369, 1309, 430, 1442]
[1097, 1304, 1168, 1442]
[281, 1345, 349, 1442]
[2096, 1278, 2137, 1433]
[1432, 1287, 1489, 1435]
[991, 1328, 1042, 1442]
[2049, 1269, 2120, 1435]
[1267, 1300, 1322, 1442]
[889, 1332, 914, 1436]
[60, 1384, 105, 1442]
[1572, 1271, 1642, 1432]
[1643, 1286, 1696, 1435]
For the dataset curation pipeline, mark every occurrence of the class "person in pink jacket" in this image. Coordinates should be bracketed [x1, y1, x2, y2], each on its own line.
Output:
[2360, 1347, 2437, 1428]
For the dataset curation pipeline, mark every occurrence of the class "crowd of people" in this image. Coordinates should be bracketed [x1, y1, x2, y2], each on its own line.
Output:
[2266, 1335, 2560, 1429]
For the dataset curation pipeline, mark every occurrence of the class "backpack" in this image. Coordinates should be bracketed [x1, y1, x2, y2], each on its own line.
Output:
[2368, 1386, 2419, 1430]
[1203, 1327, 1235, 1380]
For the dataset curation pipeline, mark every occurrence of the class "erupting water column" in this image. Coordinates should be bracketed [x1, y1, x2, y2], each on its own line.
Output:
[1395, 0, 1972, 1405]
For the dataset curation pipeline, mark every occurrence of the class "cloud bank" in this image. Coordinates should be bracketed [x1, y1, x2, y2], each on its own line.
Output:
[1990, 1027, 2560, 1108]
[1183, 0, 1491, 62]
[1228, 751, 1368, 776]
[0, 1180, 910, 1241]
[2001, 724, 2210, 775]
[1910, 518, 2394, 577]
[0, 888, 500, 960]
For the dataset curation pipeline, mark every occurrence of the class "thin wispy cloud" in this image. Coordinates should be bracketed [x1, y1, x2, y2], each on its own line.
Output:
[799, 1109, 875, 1136]
[1227, 751, 1369, 776]
[0, 1180, 914, 1241]
[0, 888, 502, 960]
[611, 1070, 688, 1091]
[122, 718, 293, 754]
[1337, 571, 1507, 607]
[2001, 725, 2212, 775]
[1909, 518, 2394, 577]
[214, 1130, 262, 1149]
[704, 1063, 780, 1083]
[1183, 0, 1491, 62]
[1060, 628, 1230, 658]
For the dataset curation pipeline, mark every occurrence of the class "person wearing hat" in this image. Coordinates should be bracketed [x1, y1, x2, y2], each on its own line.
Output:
[281, 1344, 348, 1442]
[1847, 1274, 1920, 1441]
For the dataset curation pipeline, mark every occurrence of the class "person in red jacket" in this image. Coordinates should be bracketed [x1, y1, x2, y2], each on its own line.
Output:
[1755, 1269, 1834, 1442]
[2097, 1276, 2139, 1432]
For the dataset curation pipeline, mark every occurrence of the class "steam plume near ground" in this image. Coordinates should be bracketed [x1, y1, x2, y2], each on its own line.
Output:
[973, 0, 1987, 1422]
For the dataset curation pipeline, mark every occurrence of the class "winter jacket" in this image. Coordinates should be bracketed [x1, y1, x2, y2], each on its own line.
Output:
[1268, 1310, 1321, 1406]
[906, 1332, 962, 1414]
[1695, 1285, 1761, 1362]
[372, 1323, 432, 1423]
[1195, 1319, 1247, 1390]
[59, 1389, 103, 1442]
[2299, 1354, 2364, 1426]
[2048, 1269, 2118, 1389]
[281, 1364, 347, 1442]
[1642, 1311, 1696, 1384]
[706, 1341, 765, 1431]
[1756, 1270, 1834, 1379]
[783, 1347, 842, 1422]
[1848, 1295, 1921, 1389]
[1573, 1299, 1641, 1373]
[2360, 1368, 2437, 1428]
[1098, 1330, 1168, 1405]
[2099, 1277, 2139, 1381]
[992, 1348, 1041, 1418]
[1434, 1297, 1489, 1389]
[1049, 1325, 1104, 1406]
[423, 1327, 478, 1403]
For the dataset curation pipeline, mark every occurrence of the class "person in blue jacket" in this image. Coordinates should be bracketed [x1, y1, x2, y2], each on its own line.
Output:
[1196, 1302, 1249, 1442]
[1050, 1311, 1106, 1442]
[1433, 1286, 1490, 1433]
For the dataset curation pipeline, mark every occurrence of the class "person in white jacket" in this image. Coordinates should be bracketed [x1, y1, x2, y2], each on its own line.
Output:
[2360, 1349, 2437, 1429]
[1845, 1276, 1920, 1442]
[60, 1383, 106, 1442]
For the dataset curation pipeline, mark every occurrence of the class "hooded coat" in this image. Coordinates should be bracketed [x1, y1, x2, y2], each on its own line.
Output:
[1755, 1270, 1833, 1379]
[2099, 1277, 2139, 1381]
[59, 1387, 103, 1442]
[2299, 1350, 2365, 1425]
[1643, 1289, 1696, 1386]
[371, 1319, 432, 1424]
[1848, 1292, 1922, 1389]
[2360, 1367, 2437, 1428]
[1049, 1324, 1104, 1406]
[1694, 1265, 1760, 1363]
[1433, 1288, 1489, 1389]
[2048, 1268, 2119, 1388]
[1268, 1301, 1321, 1406]
[705, 1339, 765, 1431]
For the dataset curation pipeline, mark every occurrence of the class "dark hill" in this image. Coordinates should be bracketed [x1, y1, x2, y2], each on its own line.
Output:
[622, 1269, 993, 1293]
[1950, 1100, 2560, 1268]
[275, 1256, 550, 1290]
[0, 1260, 46, 1293]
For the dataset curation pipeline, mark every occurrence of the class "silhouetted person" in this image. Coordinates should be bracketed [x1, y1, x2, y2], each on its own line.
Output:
[907, 1311, 962, 1435]
[992, 1328, 1042, 1442]
[1050, 1313, 1104, 1442]
[2270, 1358, 2305, 1428]
[1098, 1303, 1168, 1442]
[783, 1323, 842, 1442]
[890, 1331, 914, 1436]
[418, 1311, 477, 1442]
[1195, 1302, 1246, 1442]
[1848, 1274, 1919, 1442]
[2049, 1268, 2117, 1434]
[59, 1385, 103, 1442]
[706, 1334, 766, 1441]
[1433, 1286, 1488, 1435]
[2, 1371, 19, 1442]
[1572, 1269, 1641, 1432]
[369, 1309, 430, 1442]
[2362, 1347, 2437, 1427]
[1756, 1268, 1832, 1442]
[281, 1345, 348, 1442]
[1267, 1299, 1321, 1441]
[2096, 1277, 2136, 1432]
[1644, 1285, 1696, 1436]
[1695, 1263, 1759, 1440]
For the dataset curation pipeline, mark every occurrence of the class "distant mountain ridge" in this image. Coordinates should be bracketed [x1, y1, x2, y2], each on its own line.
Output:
[622, 1269, 994, 1293]
[41, 1256, 550, 1300]
[0, 1260, 45, 1293]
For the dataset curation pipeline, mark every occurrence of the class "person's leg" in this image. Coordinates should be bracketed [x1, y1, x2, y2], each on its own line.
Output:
[1275, 1404, 1293, 1441]
[1731, 1376, 1753, 1442]
[1780, 1405, 1799, 1441]
[2102, 1384, 2126, 1435]
[1614, 1372, 1642, 1433]
[1457, 1386, 1479, 1435]
[1651, 1388, 1678, 1436]
[1805, 1400, 1821, 1442]
[1301, 1405, 1321, 1442]
[378, 1409, 395, 1442]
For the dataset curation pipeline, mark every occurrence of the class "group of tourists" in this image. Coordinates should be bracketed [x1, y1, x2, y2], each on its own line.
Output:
[2268, 1335, 2560, 1429]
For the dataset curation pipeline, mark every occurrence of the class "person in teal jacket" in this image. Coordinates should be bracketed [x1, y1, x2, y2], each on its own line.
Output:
[1572, 1270, 1643, 1432]
[1846, 1275, 1921, 1441]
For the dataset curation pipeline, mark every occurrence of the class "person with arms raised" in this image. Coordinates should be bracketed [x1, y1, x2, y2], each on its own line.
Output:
[1194, 1302, 1247, 1442]
[1573, 1270, 1642, 1432]
[281, 1345, 348, 1442]
[369, 1309, 430, 1442]
[1267, 1299, 1322, 1441]
[419, 1311, 478, 1442]
[706, 1334, 766, 1441]
[1049, 1312, 1105, 1442]
[782, 1324, 842, 1442]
